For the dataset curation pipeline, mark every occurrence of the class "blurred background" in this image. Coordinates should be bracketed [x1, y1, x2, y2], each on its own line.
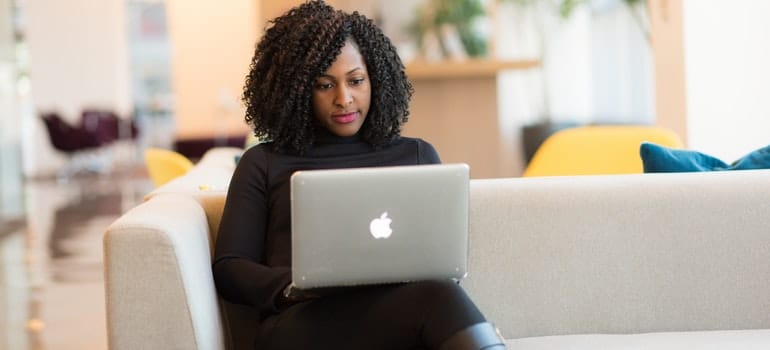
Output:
[0, 0, 769, 349]
[2, 0, 770, 182]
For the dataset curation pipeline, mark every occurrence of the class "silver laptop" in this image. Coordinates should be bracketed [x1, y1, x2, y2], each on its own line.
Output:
[290, 163, 470, 290]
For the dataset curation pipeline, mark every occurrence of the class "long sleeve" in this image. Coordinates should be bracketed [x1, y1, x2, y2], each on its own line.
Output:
[213, 147, 290, 314]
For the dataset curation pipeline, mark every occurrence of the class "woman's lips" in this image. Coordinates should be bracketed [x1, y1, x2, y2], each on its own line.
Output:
[332, 112, 357, 124]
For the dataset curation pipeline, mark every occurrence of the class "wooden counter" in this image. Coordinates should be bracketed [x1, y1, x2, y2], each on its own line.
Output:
[402, 59, 540, 178]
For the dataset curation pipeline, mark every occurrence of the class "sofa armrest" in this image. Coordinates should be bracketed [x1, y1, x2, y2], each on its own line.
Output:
[104, 194, 226, 350]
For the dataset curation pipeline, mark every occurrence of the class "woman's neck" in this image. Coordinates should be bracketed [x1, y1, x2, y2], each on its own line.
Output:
[314, 127, 362, 145]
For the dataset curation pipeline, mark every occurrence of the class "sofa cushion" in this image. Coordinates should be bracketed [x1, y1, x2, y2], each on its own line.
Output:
[640, 142, 770, 173]
[508, 329, 770, 350]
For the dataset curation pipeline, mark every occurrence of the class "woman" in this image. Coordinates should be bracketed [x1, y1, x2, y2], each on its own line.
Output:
[213, 1, 507, 349]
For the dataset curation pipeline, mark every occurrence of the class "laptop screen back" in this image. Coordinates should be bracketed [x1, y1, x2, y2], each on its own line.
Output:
[290, 163, 469, 289]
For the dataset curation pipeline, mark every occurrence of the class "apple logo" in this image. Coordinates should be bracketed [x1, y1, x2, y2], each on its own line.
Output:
[369, 212, 393, 239]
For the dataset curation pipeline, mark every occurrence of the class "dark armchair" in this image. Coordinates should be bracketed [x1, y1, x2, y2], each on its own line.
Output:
[81, 109, 139, 144]
[41, 112, 103, 152]
[40, 112, 109, 179]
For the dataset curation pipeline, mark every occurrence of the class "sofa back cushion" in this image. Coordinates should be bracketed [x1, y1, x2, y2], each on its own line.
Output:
[463, 170, 770, 339]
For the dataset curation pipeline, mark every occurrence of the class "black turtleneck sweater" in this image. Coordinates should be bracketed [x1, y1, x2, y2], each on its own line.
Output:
[213, 133, 441, 317]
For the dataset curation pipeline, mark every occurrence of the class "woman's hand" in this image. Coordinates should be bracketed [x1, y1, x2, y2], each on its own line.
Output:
[276, 284, 321, 309]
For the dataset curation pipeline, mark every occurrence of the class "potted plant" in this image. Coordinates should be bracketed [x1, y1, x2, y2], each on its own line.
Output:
[408, 0, 490, 61]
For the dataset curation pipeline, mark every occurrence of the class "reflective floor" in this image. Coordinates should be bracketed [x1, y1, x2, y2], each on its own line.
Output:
[0, 167, 153, 350]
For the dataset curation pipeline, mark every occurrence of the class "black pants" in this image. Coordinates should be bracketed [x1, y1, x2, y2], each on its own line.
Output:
[255, 280, 486, 350]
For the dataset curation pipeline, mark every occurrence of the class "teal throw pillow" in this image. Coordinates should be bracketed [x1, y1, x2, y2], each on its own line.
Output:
[640, 142, 770, 173]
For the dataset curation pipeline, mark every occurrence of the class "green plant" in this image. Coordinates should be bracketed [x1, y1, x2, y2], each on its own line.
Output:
[407, 0, 490, 58]
[435, 0, 488, 56]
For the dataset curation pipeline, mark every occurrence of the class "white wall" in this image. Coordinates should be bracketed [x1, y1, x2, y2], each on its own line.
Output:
[23, 0, 130, 176]
[683, 0, 770, 162]
[25, 0, 130, 117]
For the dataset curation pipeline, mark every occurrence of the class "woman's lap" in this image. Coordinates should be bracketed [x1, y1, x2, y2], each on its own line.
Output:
[256, 280, 484, 350]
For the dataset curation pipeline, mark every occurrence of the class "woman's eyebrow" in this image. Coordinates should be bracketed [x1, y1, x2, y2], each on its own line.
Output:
[345, 67, 363, 75]
[318, 67, 363, 79]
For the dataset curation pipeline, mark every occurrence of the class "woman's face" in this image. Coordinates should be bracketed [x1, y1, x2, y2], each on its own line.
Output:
[312, 40, 371, 137]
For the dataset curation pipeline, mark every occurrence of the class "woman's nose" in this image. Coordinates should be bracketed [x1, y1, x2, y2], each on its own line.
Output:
[334, 86, 353, 107]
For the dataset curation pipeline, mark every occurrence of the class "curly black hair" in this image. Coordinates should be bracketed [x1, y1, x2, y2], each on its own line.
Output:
[242, 0, 413, 155]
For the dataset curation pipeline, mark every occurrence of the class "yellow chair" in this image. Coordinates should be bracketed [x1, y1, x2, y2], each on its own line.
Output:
[523, 125, 684, 177]
[144, 148, 195, 187]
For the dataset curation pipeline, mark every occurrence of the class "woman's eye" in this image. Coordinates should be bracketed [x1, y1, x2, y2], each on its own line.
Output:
[350, 78, 365, 86]
[315, 83, 333, 90]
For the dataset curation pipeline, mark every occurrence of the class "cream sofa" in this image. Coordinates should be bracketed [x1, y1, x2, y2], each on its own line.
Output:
[104, 147, 770, 349]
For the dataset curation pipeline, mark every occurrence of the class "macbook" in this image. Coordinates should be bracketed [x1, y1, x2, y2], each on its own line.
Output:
[290, 163, 470, 290]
